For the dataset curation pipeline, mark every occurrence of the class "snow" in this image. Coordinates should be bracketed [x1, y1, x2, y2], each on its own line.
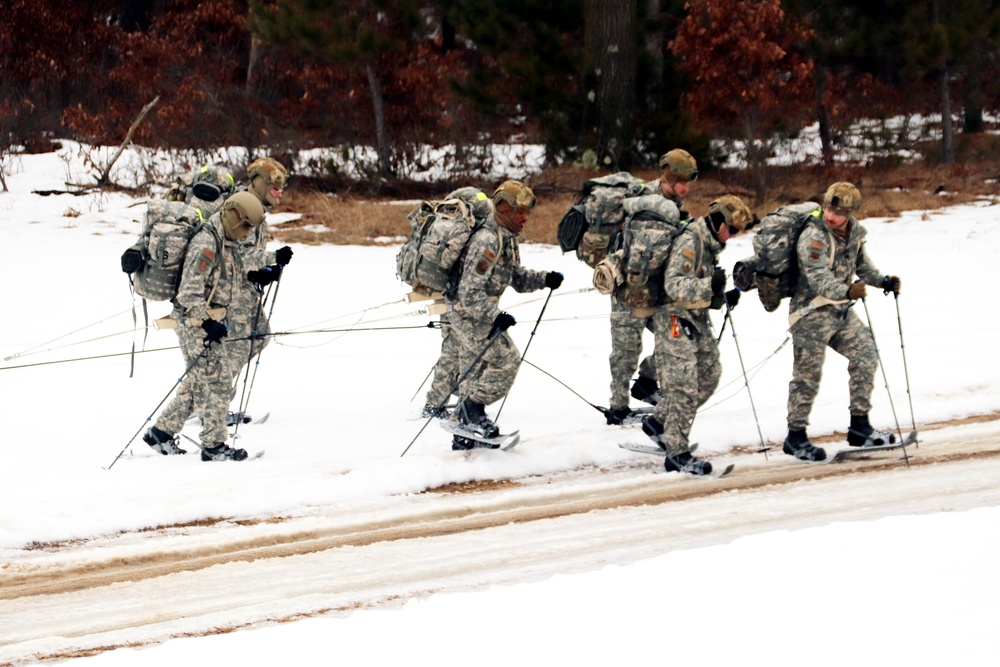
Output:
[1, 146, 999, 665]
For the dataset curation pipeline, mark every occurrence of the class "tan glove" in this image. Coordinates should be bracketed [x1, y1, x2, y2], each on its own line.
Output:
[847, 281, 867, 300]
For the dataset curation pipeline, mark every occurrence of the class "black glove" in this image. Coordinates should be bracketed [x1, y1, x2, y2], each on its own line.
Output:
[711, 267, 726, 297]
[275, 246, 293, 266]
[881, 275, 901, 296]
[725, 288, 741, 309]
[545, 271, 564, 289]
[201, 319, 228, 345]
[489, 311, 516, 337]
[247, 265, 283, 287]
[732, 260, 756, 291]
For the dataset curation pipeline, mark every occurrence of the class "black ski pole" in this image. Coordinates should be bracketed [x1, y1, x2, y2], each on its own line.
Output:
[724, 308, 770, 458]
[893, 293, 919, 441]
[400, 329, 505, 457]
[861, 297, 911, 466]
[519, 358, 622, 420]
[233, 263, 287, 439]
[106, 343, 212, 469]
[494, 287, 554, 422]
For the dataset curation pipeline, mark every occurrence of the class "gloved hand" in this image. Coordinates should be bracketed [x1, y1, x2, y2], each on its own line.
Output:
[847, 280, 867, 300]
[201, 319, 228, 345]
[881, 275, 901, 295]
[545, 271, 564, 289]
[711, 267, 726, 297]
[247, 265, 283, 287]
[489, 311, 517, 337]
[725, 288, 741, 309]
[732, 260, 756, 292]
[275, 246, 293, 266]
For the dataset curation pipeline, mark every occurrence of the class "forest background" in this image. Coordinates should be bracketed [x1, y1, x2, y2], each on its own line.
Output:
[3, 0, 1000, 244]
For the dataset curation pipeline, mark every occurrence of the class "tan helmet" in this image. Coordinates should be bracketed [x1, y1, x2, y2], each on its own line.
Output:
[823, 182, 862, 215]
[492, 180, 536, 211]
[248, 157, 288, 208]
[221, 191, 265, 242]
[708, 194, 753, 232]
[659, 148, 699, 182]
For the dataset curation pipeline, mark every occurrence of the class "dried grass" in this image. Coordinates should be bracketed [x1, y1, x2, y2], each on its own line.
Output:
[268, 143, 1000, 247]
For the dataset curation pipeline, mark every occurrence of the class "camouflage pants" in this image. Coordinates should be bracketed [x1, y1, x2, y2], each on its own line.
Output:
[425, 313, 460, 408]
[450, 311, 520, 406]
[787, 307, 877, 430]
[608, 298, 656, 409]
[156, 319, 243, 444]
[651, 311, 721, 456]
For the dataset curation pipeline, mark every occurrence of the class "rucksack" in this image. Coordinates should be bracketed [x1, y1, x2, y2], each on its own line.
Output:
[557, 172, 650, 268]
[121, 199, 219, 302]
[735, 202, 827, 312]
[595, 194, 690, 310]
[395, 197, 482, 299]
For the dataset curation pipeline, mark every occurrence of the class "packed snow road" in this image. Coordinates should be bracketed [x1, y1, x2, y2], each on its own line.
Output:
[1, 418, 998, 665]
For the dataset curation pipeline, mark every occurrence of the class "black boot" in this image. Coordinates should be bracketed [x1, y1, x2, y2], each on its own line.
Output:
[143, 426, 186, 455]
[200, 443, 248, 461]
[847, 414, 896, 447]
[605, 406, 632, 425]
[630, 376, 661, 406]
[665, 450, 713, 475]
[459, 398, 499, 438]
[783, 428, 827, 461]
[641, 415, 668, 451]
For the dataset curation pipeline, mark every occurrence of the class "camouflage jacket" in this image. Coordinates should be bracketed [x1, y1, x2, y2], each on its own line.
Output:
[454, 217, 547, 323]
[792, 216, 882, 313]
[661, 217, 724, 331]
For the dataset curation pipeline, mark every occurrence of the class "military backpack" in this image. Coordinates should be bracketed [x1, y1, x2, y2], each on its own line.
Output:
[557, 172, 651, 268]
[395, 197, 484, 299]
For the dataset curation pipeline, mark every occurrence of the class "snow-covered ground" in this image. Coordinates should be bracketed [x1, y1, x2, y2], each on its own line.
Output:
[1, 147, 999, 666]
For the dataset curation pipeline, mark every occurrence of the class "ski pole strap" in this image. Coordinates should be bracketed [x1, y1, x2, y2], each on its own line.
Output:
[787, 294, 849, 328]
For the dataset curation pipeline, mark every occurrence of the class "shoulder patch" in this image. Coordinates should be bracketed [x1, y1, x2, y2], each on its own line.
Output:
[808, 251, 821, 262]
[475, 260, 490, 275]
[682, 261, 693, 272]
[483, 249, 497, 262]
[682, 248, 696, 260]
[809, 240, 824, 250]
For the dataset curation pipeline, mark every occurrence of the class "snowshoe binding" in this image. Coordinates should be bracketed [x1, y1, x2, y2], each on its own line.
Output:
[143, 426, 187, 455]
[201, 443, 249, 462]
[847, 415, 896, 448]
[225, 411, 252, 426]
[664, 450, 713, 476]
[640, 415, 669, 451]
[630, 376, 661, 406]
[783, 429, 827, 462]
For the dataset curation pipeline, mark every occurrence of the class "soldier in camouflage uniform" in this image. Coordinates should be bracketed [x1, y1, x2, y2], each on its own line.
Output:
[142, 192, 268, 461]
[781, 183, 901, 461]
[641, 195, 754, 475]
[606, 149, 699, 424]
[421, 186, 494, 419]
[446, 180, 564, 449]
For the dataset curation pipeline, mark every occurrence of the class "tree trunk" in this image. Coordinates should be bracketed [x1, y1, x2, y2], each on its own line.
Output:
[814, 66, 834, 166]
[963, 53, 984, 133]
[939, 65, 954, 163]
[584, 0, 638, 170]
[365, 56, 393, 177]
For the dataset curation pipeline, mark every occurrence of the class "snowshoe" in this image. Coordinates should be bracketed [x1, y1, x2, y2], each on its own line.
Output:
[452, 434, 500, 451]
[142, 426, 187, 455]
[782, 429, 827, 461]
[847, 415, 896, 447]
[200, 443, 249, 462]
[226, 411, 252, 426]
[665, 450, 713, 476]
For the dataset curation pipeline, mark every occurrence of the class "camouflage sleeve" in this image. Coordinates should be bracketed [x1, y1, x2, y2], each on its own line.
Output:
[240, 224, 276, 270]
[510, 263, 547, 293]
[663, 229, 711, 303]
[797, 224, 849, 300]
[175, 228, 220, 323]
[854, 227, 883, 287]
[456, 227, 503, 322]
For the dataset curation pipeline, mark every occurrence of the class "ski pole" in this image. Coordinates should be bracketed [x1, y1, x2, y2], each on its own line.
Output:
[519, 358, 622, 420]
[400, 328, 505, 457]
[106, 344, 212, 469]
[861, 297, 911, 465]
[892, 293, 918, 439]
[724, 308, 769, 458]
[494, 287, 554, 422]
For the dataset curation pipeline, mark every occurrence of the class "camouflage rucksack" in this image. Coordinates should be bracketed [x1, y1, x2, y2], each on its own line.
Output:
[557, 172, 651, 268]
[121, 199, 220, 302]
[395, 197, 485, 299]
[733, 202, 826, 312]
[166, 164, 237, 216]
[594, 195, 689, 310]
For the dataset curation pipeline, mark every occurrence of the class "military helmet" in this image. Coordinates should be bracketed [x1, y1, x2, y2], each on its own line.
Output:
[190, 164, 236, 203]
[248, 157, 288, 189]
[659, 148, 699, 182]
[221, 191, 265, 241]
[708, 194, 753, 232]
[446, 186, 493, 220]
[492, 180, 536, 211]
[823, 182, 862, 215]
